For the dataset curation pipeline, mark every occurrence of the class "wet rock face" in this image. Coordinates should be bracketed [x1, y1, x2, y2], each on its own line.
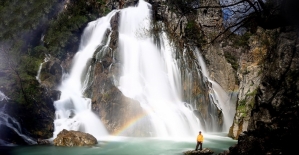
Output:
[83, 12, 153, 136]
[0, 124, 28, 145]
[202, 39, 239, 92]
[39, 57, 63, 89]
[53, 129, 97, 146]
[0, 87, 55, 144]
[226, 27, 299, 155]
[60, 52, 76, 74]
[89, 58, 151, 136]
[148, 0, 232, 130]
[152, 0, 237, 91]
[182, 63, 224, 131]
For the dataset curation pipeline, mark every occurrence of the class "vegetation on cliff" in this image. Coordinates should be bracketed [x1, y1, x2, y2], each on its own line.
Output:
[0, 0, 109, 142]
[1, 0, 100, 82]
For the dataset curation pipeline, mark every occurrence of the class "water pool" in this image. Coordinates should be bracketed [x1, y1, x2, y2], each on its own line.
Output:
[0, 133, 237, 155]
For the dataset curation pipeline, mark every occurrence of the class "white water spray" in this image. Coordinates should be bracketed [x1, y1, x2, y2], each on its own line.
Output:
[195, 49, 236, 131]
[51, 11, 120, 139]
[0, 100, 36, 145]
[117, 0, 199, 138]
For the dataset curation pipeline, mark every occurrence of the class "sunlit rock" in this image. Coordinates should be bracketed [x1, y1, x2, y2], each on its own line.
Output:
[53, 129, 97, 146]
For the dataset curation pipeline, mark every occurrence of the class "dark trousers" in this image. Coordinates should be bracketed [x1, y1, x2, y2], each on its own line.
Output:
[195, 141, 202, 150]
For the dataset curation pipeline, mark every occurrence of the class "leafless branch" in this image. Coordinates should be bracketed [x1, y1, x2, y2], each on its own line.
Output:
[209, 15, 251, 44]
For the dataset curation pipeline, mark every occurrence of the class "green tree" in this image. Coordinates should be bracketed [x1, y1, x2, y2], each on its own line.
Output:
[0, 42, 42, 105]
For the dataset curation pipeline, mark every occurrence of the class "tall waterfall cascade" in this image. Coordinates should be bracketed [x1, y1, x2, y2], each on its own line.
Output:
[195, 50, 236, 131]
[117, 0, 199, 137]
[52, 0, 235, 139]
[51, 11, 120, 139]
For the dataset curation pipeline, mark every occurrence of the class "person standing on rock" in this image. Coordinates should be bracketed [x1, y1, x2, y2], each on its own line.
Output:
[195, 131, 204, 151]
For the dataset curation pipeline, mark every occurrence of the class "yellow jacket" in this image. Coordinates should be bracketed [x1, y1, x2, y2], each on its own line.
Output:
[197, 134, 204, 142]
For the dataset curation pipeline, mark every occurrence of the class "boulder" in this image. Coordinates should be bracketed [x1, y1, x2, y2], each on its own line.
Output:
[184, 148, 214, 155]
[53, 129, 97, 147]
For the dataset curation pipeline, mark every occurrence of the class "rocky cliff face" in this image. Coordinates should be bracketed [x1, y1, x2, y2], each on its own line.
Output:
[223, 26, 299, 155]
[192, 0, 237, 101]
[228, 28, 277, 139]
[0, 87, 56, 144]
[151, 0, 238, 131]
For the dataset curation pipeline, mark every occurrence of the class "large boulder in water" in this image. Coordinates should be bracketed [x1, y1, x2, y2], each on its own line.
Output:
[53, 129, 97, 146]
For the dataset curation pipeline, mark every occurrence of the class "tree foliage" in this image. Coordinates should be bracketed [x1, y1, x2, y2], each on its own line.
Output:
[0, 0, 59, 41]
[0, 42, 42, 105]
[43, 0, 106, 59]
[0, 0, 109, 106]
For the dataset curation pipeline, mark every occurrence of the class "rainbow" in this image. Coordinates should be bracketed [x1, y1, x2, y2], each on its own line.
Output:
[112, 111, 149, 136]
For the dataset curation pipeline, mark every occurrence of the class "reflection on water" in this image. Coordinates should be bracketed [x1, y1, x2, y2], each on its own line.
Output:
[0, 133, 236, 155]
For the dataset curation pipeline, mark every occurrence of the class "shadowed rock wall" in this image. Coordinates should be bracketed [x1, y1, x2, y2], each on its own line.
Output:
[223, 27, 299, 155]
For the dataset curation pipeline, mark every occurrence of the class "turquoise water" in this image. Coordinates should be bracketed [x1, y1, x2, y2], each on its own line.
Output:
[1, 133, 237, 155]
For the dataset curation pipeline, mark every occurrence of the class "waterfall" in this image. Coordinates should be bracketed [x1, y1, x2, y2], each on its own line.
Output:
[36, 54, 51, 83]
[52, 0, 235, 139]
[117, 0, 199, 138]
[0, 91, 8, 101]
[195, 49, 236, 132]
[51, 10, 121, 139]
[0, 93, 36, 145]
